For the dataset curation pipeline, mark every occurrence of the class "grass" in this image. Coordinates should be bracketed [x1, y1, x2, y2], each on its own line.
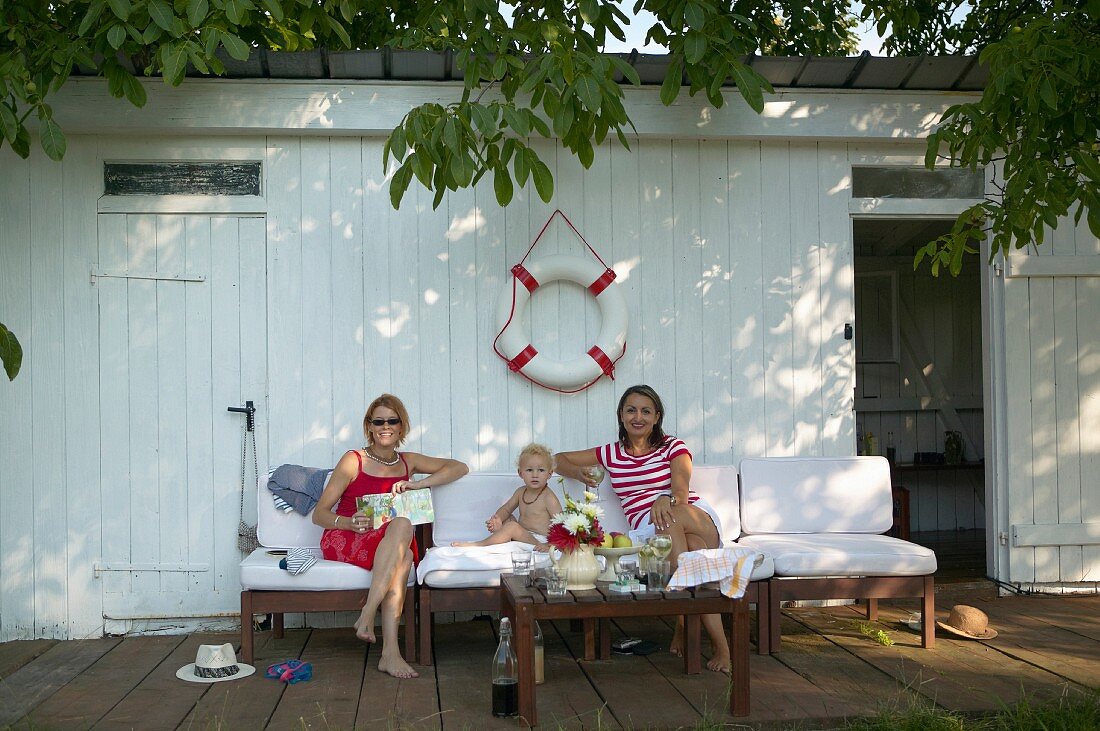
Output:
[841, 690, 1100, 731]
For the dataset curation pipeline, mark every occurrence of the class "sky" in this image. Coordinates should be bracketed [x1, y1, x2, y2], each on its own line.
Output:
[597, 3, 886, 56]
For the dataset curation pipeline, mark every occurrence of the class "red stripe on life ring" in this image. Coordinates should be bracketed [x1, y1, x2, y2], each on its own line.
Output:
[511, 264, 539, 293]
[588, 268, 616, 296]
[587, 346, 615, 378]
[508, 344, 538, 372]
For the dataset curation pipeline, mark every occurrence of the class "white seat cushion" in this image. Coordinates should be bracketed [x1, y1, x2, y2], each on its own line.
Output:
[240, 548, 418, 591]
[739, 456, 893, 535]
[416, 542, 534, 588]
[745, 550, 775, 581]
[241, 549, 369, 591]
[737, 534, 937, 577]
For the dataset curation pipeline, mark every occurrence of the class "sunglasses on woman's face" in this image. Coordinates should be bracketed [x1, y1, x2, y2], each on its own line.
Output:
[369, 417, 401, 426]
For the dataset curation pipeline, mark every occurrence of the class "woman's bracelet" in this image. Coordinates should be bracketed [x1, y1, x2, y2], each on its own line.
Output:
[335, 515, 342, 528]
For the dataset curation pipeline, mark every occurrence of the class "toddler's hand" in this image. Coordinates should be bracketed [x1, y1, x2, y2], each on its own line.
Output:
[486, 516, 502, 532]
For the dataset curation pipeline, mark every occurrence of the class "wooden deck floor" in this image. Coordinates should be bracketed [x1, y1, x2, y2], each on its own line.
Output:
[1, 583, 1097, 730]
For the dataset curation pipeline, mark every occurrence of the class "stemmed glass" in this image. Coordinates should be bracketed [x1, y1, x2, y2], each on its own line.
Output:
[647, 535, 673, 561]
[582, 464, 606, 501]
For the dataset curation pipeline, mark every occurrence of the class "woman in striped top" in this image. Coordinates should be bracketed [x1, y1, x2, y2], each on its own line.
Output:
[554, 384, 731, 672]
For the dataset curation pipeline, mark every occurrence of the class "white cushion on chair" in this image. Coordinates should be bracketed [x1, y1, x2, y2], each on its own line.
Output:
[739, 456, 893, 535]
[737, 534, 937, 577]
[240, 548, 416, 591]
[428, 472, 632, 547]
[240, 549, 372, 591]
[256, 472, 329, 549]
[416, 542, 529, 588]
[691, 466, 741, 540]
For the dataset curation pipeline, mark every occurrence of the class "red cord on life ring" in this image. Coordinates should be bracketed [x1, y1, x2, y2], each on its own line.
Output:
[492, 210, 628, 393]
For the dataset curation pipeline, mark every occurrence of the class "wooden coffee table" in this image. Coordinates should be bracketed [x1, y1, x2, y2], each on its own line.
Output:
[499, 574, 750, 726]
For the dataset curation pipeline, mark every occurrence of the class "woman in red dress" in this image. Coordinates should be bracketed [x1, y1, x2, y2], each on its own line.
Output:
[314, 393, 468, 679]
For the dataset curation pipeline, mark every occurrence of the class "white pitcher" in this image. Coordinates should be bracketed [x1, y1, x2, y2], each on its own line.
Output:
[550, 545, 604, 590]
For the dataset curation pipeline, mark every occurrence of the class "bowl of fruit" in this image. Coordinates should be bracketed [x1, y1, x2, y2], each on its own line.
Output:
[594, 533, 640, 582]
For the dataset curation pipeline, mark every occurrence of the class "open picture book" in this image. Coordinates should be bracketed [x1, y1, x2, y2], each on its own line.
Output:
[356, 490, 435, 529]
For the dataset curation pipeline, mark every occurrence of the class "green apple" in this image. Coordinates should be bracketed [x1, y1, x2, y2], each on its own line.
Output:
[612, 534, 632, 548]
[600, 534, 614, 548]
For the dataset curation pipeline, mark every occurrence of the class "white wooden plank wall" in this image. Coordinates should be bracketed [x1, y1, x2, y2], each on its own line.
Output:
[1004, 213, 1100, 584]
[855, 261, 985, 532]
[1, 136, 858, 638]
[262, 137, 853, 473]
[1, 141, 106, 640]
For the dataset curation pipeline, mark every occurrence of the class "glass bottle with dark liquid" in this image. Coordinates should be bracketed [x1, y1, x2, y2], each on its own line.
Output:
[491, 616, 519, 717]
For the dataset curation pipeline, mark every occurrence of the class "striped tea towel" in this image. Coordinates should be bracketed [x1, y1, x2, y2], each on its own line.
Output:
[667, 547, 761, 599]
[272, 495, 295, 513]
[279, 547, 319, 575]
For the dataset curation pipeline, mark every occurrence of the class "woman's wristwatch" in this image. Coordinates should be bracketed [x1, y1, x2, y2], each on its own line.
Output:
[664, 493, 678, 506]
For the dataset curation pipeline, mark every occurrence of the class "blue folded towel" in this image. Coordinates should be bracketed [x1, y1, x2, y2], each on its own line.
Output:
[268, 464, 332, 515]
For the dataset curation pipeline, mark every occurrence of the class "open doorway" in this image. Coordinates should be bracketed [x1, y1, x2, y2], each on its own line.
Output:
[854, 218, 986, 581]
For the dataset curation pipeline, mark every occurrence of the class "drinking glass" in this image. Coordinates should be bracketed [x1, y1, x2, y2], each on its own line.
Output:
[546, 571, 568, 598]
[511, 551, 532, 577]
[649, 559, 671, 591]
[616, 557, 638, 585]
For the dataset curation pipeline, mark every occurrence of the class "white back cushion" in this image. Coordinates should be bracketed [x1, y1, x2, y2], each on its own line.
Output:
[256, 471, 327, 549]
[738, 456, 892, 535]
[690, 465, 740, 540]
[429, 472, 632, 547]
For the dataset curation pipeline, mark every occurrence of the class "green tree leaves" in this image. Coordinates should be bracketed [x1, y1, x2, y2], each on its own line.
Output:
[0, 323, 22, 381]
[900, 3, 1100, 274]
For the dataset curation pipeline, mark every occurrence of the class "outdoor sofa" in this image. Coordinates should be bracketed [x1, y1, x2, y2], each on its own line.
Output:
[736, 456, 938, 651]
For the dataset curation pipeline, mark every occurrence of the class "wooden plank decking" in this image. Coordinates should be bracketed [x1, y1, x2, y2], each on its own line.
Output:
[1, 584, 1097, 730]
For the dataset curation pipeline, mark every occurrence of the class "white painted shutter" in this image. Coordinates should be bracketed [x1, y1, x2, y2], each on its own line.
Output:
[998, 218, 1100, 585]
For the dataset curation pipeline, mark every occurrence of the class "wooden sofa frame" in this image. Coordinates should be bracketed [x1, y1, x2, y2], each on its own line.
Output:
[240, 586, 417, 664]
[766, 575, 935, 652]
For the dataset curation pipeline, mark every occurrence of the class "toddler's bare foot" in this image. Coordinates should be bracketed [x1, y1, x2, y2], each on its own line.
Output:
[378, 653, 419, 679]
[450, 540, 476, 547]
[535, 543, 550, 552]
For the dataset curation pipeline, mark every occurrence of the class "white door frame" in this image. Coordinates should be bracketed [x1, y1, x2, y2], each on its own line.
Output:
[849, 188, 991, 570]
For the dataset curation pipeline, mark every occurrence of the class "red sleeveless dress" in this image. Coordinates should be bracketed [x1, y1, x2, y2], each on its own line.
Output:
[319, 451, 420, 571]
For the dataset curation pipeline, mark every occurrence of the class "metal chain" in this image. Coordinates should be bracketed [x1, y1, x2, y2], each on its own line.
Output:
[239, 423, 247, 523]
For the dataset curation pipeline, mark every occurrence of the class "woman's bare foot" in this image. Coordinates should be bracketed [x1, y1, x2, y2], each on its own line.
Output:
[378, 653, 419, 679]
[706, 651, 731, 674]
[534, 543, 550, 552]
[669, 625, 684, 657]
[353, 619, 375, 643]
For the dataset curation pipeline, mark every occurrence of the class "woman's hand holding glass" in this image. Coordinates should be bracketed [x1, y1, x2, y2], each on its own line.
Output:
[350, 512, 369, 533]
[581, 464, 606, 488]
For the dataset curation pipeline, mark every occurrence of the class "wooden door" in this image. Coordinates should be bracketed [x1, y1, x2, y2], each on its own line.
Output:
[96, 213, 266, 628]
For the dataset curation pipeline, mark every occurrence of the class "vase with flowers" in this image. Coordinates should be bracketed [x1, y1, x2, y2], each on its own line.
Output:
[546, 490, 606, 590]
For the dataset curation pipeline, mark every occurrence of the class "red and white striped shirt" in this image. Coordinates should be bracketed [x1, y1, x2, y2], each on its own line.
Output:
[597, 436, 698, 529]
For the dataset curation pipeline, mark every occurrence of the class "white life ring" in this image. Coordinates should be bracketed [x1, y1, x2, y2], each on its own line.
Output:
[494, 253, 628, 392]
